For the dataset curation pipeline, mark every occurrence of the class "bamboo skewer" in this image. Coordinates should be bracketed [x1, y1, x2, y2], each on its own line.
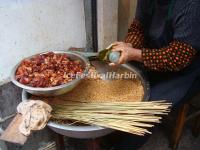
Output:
[51, 101, 171, 136]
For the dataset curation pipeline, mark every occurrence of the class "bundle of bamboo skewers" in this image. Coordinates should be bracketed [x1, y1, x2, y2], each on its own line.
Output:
[52, 101, 171, 136]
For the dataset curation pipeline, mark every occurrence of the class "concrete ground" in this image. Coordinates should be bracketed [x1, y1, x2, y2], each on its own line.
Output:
[62, 126, 200, 150]
[139, 127, 200, 150]
[1, 83, 199, 150]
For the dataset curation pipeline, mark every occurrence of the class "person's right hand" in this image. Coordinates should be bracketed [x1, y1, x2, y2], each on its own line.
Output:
[109, 42, 142, 66]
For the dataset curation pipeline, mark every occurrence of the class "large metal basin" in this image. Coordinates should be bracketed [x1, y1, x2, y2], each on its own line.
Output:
[22, 59, 150, 139]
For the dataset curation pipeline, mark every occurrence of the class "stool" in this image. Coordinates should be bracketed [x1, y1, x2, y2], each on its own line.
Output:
[169, 98, 200, 150]
[55, 134, 65, 150]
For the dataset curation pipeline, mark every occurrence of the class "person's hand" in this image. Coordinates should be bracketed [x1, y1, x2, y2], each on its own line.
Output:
[110, 42, 142, 66]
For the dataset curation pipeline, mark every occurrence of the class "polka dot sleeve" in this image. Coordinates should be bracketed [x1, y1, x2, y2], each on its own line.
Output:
[124, 20, 144, 49]
[142, 41, 197, 72]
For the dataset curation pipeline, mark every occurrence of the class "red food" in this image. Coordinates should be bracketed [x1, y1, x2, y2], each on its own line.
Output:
[15, 52, 84, 87]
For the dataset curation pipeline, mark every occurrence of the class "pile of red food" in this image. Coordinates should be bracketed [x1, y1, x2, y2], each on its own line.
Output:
[15, 52, 84, 87]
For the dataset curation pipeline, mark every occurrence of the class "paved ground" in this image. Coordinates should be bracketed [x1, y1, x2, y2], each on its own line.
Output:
[62, 126, 200, 150]
[1, 83, 199, 150]
[4, 122, 199, 150]
[139, 127, 200, 150]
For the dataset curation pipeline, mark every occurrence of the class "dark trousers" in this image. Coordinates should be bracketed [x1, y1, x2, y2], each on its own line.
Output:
[106, 77, 200, 150]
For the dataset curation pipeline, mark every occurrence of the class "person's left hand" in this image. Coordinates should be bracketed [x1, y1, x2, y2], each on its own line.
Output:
[110, 42, 142, 65]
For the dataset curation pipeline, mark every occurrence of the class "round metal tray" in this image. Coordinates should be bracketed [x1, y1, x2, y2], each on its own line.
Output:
[22, 60, 150, 139]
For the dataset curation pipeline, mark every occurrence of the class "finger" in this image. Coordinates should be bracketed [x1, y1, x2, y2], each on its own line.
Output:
[107, 42, 118, 49]
[106, 43, 115, 49]
[118, 55, 126, 64]
[109, 63, 116, 66]
[127, 43, 132, 47]
[112, 48, 123, 52]
[112, 46, 124, 52]
[112, 45, 123, 49]
[110, 42, 125, 48]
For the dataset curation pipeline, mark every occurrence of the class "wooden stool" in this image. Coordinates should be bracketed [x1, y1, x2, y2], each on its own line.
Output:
[169, 100, 200, 150]
[55, 134, 65, 150]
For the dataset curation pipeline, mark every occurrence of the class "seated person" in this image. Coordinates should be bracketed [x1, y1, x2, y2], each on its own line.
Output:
[109, 0, 200, 149]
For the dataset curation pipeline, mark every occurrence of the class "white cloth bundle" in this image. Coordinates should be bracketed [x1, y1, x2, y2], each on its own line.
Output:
[17, 100, 52, 136]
